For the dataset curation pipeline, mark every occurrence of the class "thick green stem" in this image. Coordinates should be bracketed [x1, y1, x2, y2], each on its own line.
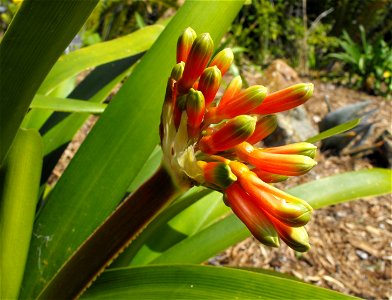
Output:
[37, 165, 185, 300]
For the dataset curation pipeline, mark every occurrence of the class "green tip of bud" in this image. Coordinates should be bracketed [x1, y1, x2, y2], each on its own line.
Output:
[282, 226, 311, 252]
[198, 66, 222, 106]
[171, 62, 185, 81]
[177, 27, 197, 63]
[231, 115, 257, 138]
[210, 48, 234, 76]
[258, 234, 280, 248]
[261, 142, 317, 158]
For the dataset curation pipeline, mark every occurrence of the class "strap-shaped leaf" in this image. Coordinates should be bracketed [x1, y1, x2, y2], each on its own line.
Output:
[30, 95, 106, 114]
[81, 265, 355, 299]
[0, 0, 98, 165]
[38, 25, 163, 95]
[0, 129, 43, 299]
[306, 118, 361, 144]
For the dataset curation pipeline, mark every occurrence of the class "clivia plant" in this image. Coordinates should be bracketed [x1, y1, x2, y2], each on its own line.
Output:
[0, 1, 390, 299]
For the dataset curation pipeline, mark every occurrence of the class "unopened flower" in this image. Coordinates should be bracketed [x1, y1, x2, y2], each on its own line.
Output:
[160, 28, 317, 252]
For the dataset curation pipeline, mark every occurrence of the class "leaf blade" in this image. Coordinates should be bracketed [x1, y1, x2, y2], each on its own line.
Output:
[0, 129, 43, 299]
[0, 0, 99, 165]
[305, 119, 361, 144]
[81, 265, 355, 300]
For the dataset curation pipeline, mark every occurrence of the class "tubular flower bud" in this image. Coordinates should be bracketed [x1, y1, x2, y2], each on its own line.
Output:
[261, 142, 317, 158]
[219, 75, 243, 108]
[215, 85, 267, 119]
[209, 48, 234, 76]
[225, 183, 280, 247]
[198, 161, 237, 189]
[176, 27, 197, 63]
[252, 83, 314, 114]
[171, 62, 185, 81]
[198, 66, 222, 107]
[178, 33, 214, 94]
[269, 218, 311, 252]
[246, 115, 278, 145]
[160, 28, 317, 252]
[229, 161, 313, 227]
[186, 89, 205, 138]
[235, 142, 317, 176]
[199, 115, 256, 154]
[252, 169, 288, 183]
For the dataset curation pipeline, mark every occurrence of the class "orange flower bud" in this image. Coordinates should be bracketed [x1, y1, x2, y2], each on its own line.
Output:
[219, 75, 242, 108]
[176, 27, 197, 63]
[178, 33, 214, 94]
[186, 89, 205, 137]
[252, 83, 313, 114]
[198, 66, 222, 107]
[198, 161, 237, 189]
[269, 218, 311, 252]
[235, 142, 317, 176]
[216, 85, 267, 119]
[246, 115, 278, 145]
[209, 48, 234, 76]
[225, 183, 280, 247]
[229, 161, 313, 227]
[199, 115, 256, 154]
[252, 168, 288, 183]
[261, 142, 317, 158]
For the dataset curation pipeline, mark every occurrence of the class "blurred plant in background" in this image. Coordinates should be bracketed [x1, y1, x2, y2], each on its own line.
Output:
[81, 0, 177, 45]
[228, 0, 339, 69]
[329, 25, 392, 96]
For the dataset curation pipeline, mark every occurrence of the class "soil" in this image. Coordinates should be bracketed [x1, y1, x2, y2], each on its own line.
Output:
[49, 63, 391, 299]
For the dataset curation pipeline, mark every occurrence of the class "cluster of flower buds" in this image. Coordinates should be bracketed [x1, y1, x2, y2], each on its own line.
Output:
[160, 27, 316, 252]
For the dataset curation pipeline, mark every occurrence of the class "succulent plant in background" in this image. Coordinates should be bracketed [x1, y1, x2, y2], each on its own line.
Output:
[160, 27, 316, 252]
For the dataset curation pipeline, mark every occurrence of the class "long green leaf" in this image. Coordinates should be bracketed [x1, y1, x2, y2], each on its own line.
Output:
[81, 265, 355, 299]
[23, 26, 162, 130]
[289, 168, 392, 208]
[21, 2, 245, 298]
[0, 129, 43, 299]
[0, 0, 98, 166]
[38, 25, 163, 95]
[130, 190, 227, 266]
[151, 168, 391, 265]
[30, 95, 106, 114]
[111, 187, 213, 268]
[305, 118, 361, 144]
[42, 58, 137, 156]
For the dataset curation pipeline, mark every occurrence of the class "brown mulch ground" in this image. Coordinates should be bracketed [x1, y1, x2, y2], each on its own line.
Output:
[49, 63, 391, 299]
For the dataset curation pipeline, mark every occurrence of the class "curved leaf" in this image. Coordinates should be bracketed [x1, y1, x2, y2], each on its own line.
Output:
[81, 265, 355, 299]
[0, 0, 98, 165]
[38, 25, 163, 95]
[306, 118, 360, 144]
[0, 129, 43, 299]
[30, 95, 106, 114]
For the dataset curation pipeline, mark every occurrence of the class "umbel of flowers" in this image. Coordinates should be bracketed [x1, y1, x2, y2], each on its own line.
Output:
[160, 28, 316, 252]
